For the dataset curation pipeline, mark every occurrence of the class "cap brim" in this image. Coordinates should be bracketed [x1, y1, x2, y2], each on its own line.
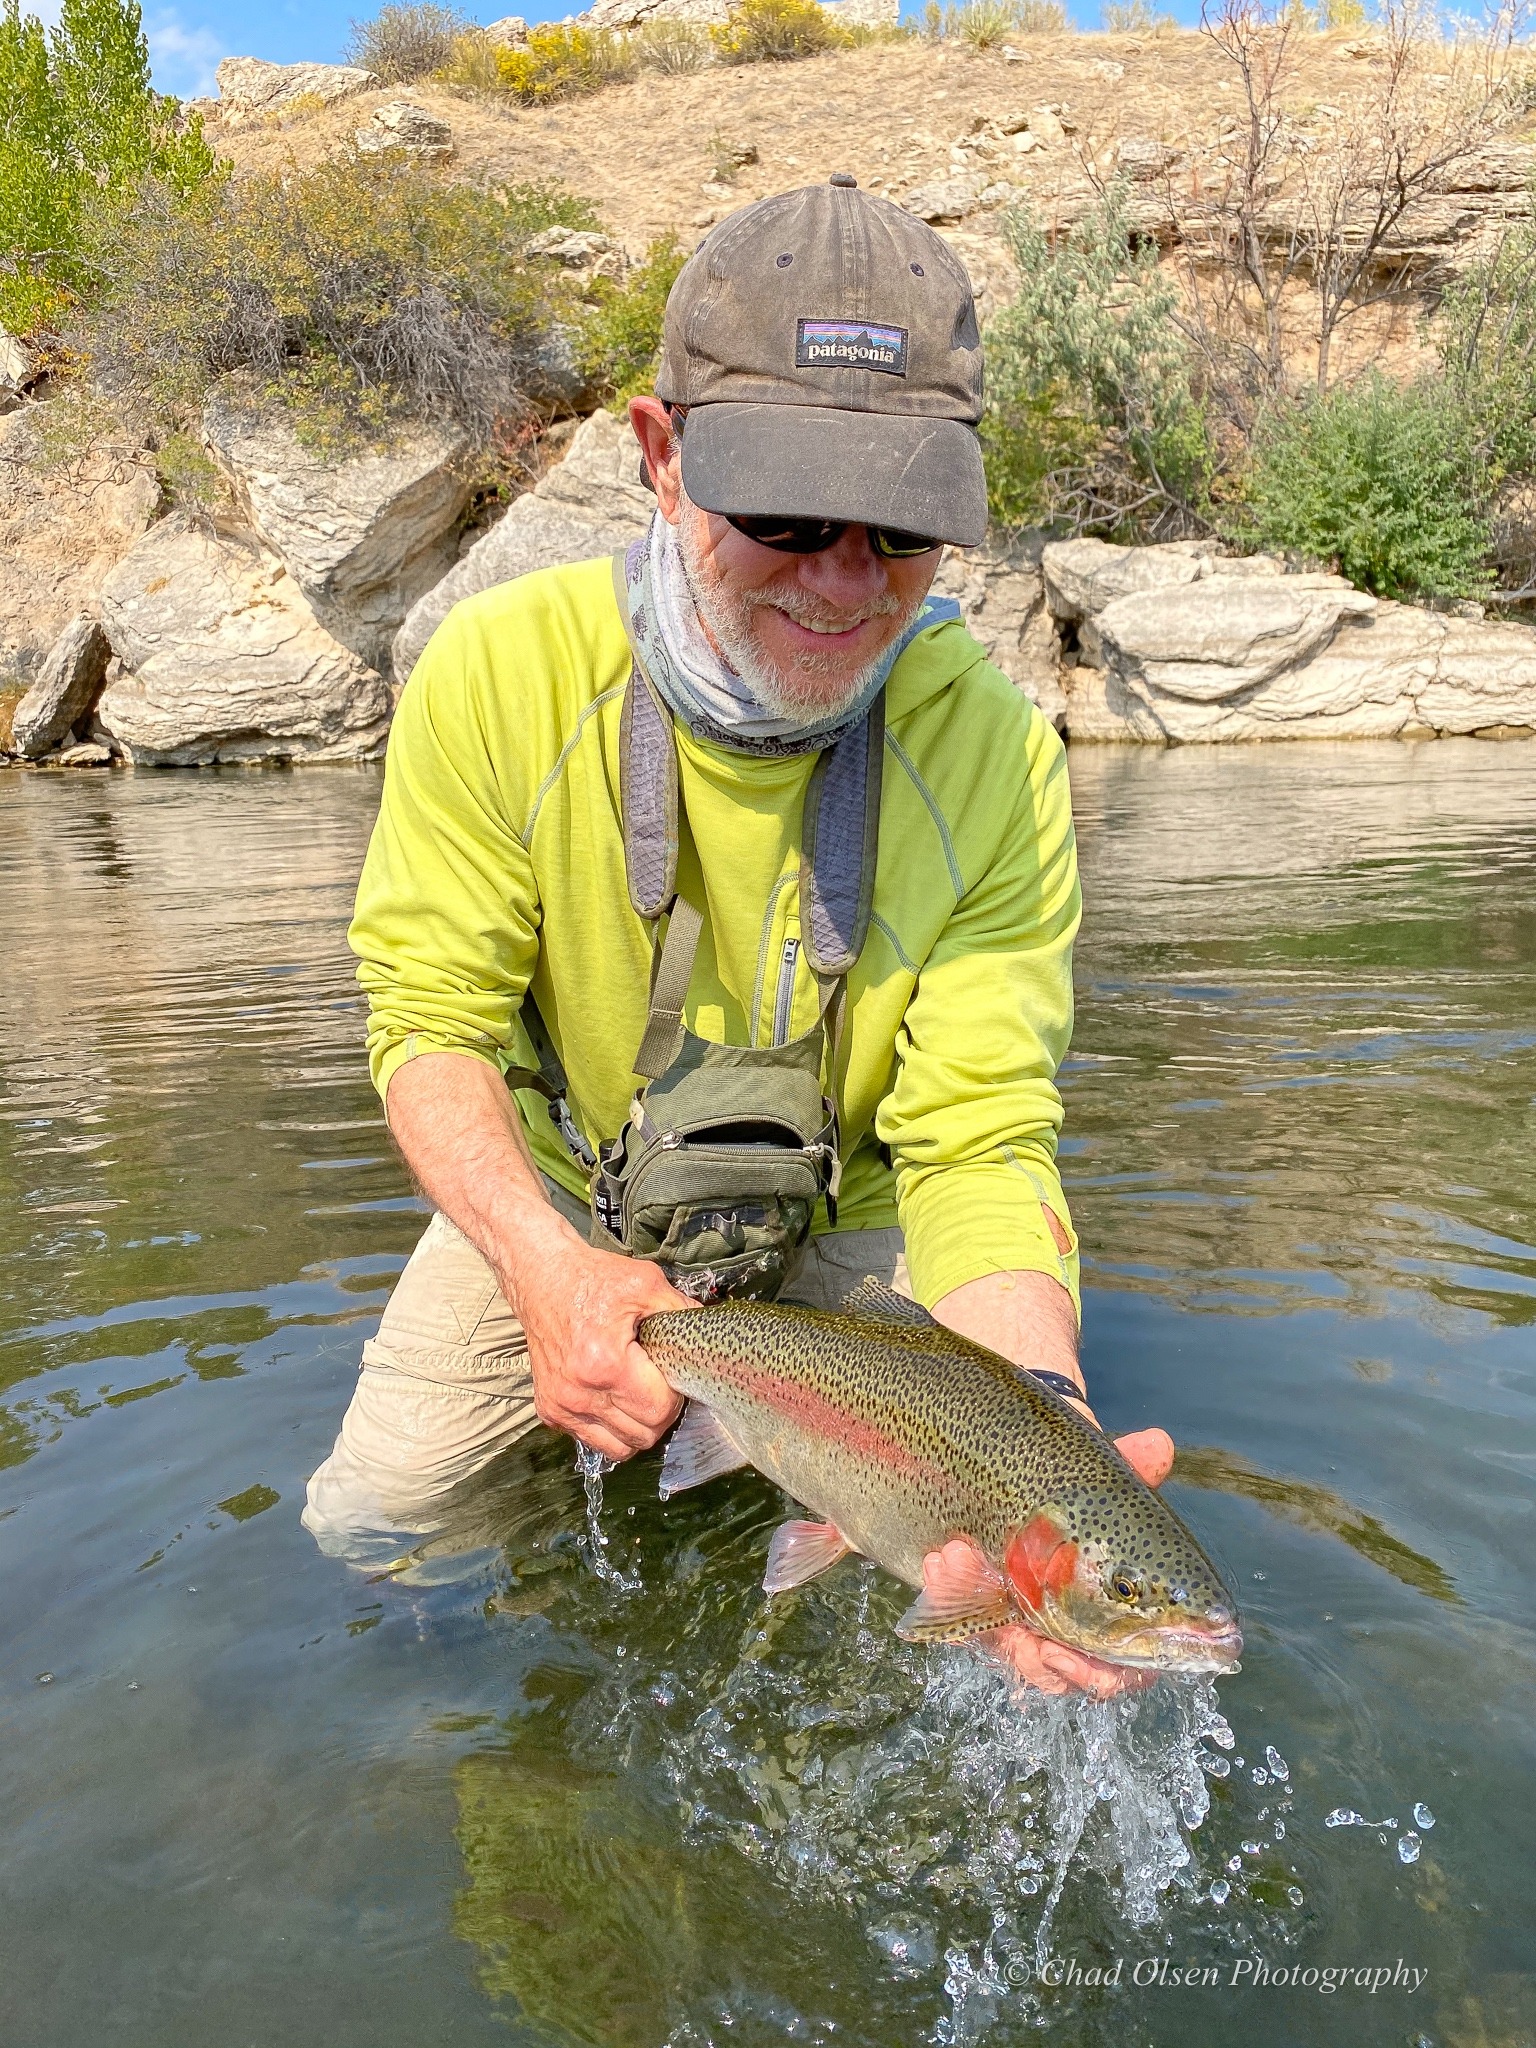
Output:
[679, 402, 988, 549]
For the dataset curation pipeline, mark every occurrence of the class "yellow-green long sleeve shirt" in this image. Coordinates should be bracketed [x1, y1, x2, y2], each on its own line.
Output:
[350, 555, 1082, 1313]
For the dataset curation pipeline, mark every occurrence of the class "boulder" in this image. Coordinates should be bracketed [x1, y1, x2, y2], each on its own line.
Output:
[354, 101, 454, 159]
[97, 520, 393, 766]
[1061, 572, 1536, 743]
[1043, 536, 1214, 620]
[214, 58, 378, 124]
[900, 173, 989, 224]
[1, 327, 39, 413]
[203, 394, 472, 675]
[524, 227, 617, 266]
[12, 614, 111, 758]
[582, 0, 728, 25]
[932, 538, 1065, 726]
[483, 15, 529, 43]
[393, 407, 653, 680]
[823, 0, 900, 23]
[0, 411, 161, 686]
[1091, 575, 1378, 709]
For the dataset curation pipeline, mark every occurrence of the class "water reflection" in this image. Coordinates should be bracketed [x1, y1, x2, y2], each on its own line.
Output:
[1, 746, 1534, 2048]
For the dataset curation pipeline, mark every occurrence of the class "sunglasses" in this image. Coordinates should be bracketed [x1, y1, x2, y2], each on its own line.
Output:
[723, 513, 942, 559]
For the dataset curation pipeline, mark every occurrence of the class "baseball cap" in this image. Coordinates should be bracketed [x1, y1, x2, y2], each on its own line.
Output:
[655, 176, 987, 548]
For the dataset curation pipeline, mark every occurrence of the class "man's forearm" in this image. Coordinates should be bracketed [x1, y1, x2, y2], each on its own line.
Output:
[933, 1269, 1084, 1403]
[384, 1050, 584, 1312]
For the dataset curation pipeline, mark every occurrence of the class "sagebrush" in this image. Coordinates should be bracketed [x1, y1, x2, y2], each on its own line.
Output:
[345, 2, 467, 81]
[82, 156, 599, 452]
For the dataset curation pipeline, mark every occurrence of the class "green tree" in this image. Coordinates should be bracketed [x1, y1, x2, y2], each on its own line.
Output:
[0, 0, 214, 337]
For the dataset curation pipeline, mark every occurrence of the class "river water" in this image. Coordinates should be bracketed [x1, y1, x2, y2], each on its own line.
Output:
[1, 743, 1532, 2048]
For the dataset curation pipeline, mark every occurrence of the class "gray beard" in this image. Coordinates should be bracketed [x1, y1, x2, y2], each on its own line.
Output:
[676, 506, 923, 726]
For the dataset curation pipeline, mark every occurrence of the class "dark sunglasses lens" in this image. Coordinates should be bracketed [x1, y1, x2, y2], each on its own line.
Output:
[726, 515, 842, 553]
[871, 526, 941, 558]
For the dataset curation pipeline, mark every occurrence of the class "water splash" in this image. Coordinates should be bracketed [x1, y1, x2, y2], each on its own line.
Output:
[574, 1442, 643, 1592]
[668, 1619, 1246, 1983]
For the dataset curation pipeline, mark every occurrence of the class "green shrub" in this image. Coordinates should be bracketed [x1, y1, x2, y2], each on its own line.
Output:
[631, 17, 713, 71]
[983, 182, 1213, 535]
[1102, 0, 1176, 29]
[573, 235, 687, 406]
[924, 0, 1065, 37]
[1244, 375, 1490, 600]
[82, 155, 599, 453]
[491, 23, 636, 102]
[345, 3, 468, 82]
[0, 0, 215, 337]
[711, 0, 848, 65]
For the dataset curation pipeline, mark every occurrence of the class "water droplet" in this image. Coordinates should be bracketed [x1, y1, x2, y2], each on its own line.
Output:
[1203, 1753, 1230, 1779]
[1095, 1778, 1115, 1803]
[1233, 1757, 1245, 1770]
[1177, 1787, 1206, 1829]
[1210, 1878, 1230, 1905]
[1252, 1570, 1267, 1581]
[1226, 1855, 1243, 1874]
[1413, 1802, 1436, 1829]
[1241, 1840, 1264, 1857]
[1265, 1746, 1290, 1781]
[1251, 1767, 1269, 1786]
[1287, 1885, 1304, 1907]
[187, 1586, 198, 1594]
[35, 1672, 53, 1685]
[1273, 1819, 1286, 1839]
[1325, 1808, 1362, 1828]
[1398, 1831, 1421, 1864]
[126, 1681, 139, 1692]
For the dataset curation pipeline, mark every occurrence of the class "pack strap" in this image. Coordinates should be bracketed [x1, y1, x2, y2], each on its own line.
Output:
[633, 896, 704, 1080]
[615, 552, 680, 920]
[502, 998, 596, 1171]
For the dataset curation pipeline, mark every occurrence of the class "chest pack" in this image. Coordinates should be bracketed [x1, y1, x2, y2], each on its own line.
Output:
[508, 554, 884, 1304]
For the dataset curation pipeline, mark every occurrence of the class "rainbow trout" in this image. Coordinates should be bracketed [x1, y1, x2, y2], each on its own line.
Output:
[639, 1282, 1241, 1674]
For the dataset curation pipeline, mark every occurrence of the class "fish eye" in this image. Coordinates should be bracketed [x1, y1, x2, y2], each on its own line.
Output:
[1109, 1569, 1141, 1603]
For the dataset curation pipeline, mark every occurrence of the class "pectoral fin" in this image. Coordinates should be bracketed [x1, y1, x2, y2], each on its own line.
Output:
[896, 1583, 1016, 1643]
[659, 1402, 749, 1498]
[763, 1518, 852, 1594]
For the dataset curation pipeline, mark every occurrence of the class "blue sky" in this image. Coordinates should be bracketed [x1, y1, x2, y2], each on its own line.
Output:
[43, 0, 1206, 102]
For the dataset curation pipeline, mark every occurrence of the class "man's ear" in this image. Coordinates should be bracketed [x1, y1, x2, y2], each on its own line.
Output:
[628, 396, 683, 523]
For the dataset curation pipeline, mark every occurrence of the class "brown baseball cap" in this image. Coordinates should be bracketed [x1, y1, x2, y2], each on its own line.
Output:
[655, 176, 987, 547]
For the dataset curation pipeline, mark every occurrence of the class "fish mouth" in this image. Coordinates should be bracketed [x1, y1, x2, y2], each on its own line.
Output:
[1062, 1622, 1244, 1675]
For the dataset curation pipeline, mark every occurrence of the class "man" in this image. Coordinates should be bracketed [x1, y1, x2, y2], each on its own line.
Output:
[305, 176, 1173, 1697]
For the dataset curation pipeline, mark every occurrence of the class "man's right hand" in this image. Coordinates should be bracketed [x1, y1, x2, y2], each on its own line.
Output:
[508, 1237, 692, 1463]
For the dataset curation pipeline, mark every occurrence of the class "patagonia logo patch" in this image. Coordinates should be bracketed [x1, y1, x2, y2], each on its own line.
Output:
[795, 318, 908, 375]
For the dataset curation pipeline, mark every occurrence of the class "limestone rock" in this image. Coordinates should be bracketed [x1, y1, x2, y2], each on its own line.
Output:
[483, 15, 529, 43]
[1115, 135, 1180, 181]
[901, 173, 989, 224]
[1094, 575, 1377, 708]
[0, 412, 161, 687]
[203, 394, 472, 675]
[214, 58, 378, 124]
[354, 101, 454, 159]
[54, 740, 112, 767]
[97, 520, 392, 766]
[12, 615, 111, 758]
[582, 0, 729, 25]
[393, 407, 651, 681]
[1, 327, 39, 412]
[932, 539, 1065, 726]
[823, 0, 900, 23]
[524, 227, 617, 266]
[1043, 536, 1212, 620]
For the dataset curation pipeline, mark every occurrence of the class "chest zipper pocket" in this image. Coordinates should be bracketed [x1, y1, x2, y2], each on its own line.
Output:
[771, 937, 800, 1047]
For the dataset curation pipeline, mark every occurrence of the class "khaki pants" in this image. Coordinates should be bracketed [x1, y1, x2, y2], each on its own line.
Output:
[302, 1180, 909, 1560]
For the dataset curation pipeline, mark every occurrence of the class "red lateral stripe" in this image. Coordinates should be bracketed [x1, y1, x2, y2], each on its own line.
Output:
[747, 1371, 947, 1487]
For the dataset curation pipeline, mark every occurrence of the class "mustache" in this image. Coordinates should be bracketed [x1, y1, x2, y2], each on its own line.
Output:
[741, 586, 903, 631]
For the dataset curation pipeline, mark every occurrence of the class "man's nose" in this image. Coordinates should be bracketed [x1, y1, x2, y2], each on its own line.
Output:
[797, 526, 886, 609]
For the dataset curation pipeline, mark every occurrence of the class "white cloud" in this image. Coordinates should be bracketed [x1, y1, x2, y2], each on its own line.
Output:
[146, 9, 228, 98]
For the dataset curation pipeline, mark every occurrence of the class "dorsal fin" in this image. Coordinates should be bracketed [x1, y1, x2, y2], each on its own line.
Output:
[840, 1276, 935, 1327]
